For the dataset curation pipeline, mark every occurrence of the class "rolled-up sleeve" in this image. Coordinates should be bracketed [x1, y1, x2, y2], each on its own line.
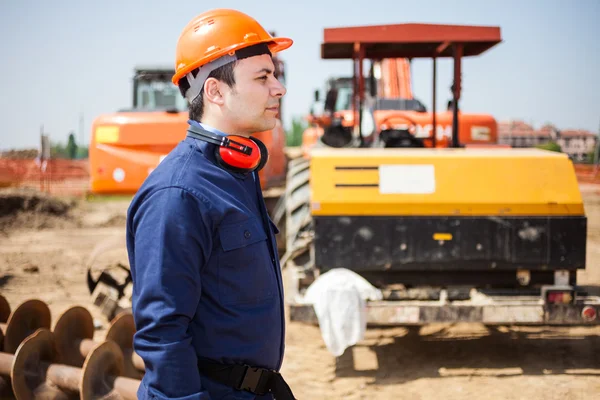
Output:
[127, 187, 213, 400]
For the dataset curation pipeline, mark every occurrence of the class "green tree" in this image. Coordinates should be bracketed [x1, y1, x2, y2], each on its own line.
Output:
[287, 116, 306, 147]
[535, 141, 562, 153]
[49, 132, 89, 159]
[50, 141, 67, 158]
[66, 132, 78, 159]
[76, 146, 89, 159]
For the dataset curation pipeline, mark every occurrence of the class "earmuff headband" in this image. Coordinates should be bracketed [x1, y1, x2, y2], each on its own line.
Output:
[187, 125, 253, 155]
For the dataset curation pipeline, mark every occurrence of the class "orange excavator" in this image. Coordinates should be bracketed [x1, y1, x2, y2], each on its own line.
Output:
[302, 57, 498, 153]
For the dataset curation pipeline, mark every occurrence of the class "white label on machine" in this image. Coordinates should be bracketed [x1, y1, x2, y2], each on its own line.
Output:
[471, 126, 491, 140]
[378, 165, 435, 194]
[554, 270, 569, 286]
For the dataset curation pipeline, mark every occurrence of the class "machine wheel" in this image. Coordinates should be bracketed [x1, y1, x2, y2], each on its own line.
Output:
[279, 157, 315, 279]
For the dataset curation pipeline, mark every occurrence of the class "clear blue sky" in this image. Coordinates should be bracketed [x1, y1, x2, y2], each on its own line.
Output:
[1, 0, 598, 150]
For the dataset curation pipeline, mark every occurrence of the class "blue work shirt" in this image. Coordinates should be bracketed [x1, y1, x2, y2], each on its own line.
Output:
[126, 120, 285, 400]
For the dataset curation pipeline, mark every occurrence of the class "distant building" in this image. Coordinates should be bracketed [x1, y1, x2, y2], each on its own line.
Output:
[497, 121, 555, 148]
[498, 121, 597, 162]
[556, 130, 598, 163]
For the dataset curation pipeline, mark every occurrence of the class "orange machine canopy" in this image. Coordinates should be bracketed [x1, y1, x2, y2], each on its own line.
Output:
[321, 23, 502, 59]
[319, 22, 502, 147]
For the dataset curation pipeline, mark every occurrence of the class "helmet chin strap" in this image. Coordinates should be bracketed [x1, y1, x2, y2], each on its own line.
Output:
[185, 54, 237, 103]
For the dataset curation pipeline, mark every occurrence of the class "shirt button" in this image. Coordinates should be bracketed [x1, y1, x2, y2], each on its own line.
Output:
[244, 230, 251, 239]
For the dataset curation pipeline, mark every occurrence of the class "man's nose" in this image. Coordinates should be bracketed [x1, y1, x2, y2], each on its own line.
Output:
[271, 77, 286, 98]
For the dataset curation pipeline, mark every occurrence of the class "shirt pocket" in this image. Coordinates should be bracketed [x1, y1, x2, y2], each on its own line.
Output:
[217, 217, 276, 306]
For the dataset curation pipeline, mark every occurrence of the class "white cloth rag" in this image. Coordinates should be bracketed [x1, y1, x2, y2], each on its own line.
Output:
[303, 268, 383, 356]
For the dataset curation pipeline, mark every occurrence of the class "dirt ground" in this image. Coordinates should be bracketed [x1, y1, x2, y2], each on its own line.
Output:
[1, 185, 599, 399]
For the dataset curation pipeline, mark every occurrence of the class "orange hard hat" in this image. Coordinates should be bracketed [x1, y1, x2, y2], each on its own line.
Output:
[172, 9, 293, 86]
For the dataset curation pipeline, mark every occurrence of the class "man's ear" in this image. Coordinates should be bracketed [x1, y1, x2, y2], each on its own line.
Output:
[203, 77, 224, 106]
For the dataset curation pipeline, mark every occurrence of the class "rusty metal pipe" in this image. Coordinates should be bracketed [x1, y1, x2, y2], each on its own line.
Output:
[5, 328, 142, 400]
[0, 297, 51, 398]
[131, 350, 145, 371]
[53, 306, 95, 367]
[0, 352, 16, 398]
[0, 352, 12, 376]
[46, 363, 84, 394]
[0, 299, 51, 354]
[0, 348, 141, 400]
[0, 351, 13, 397]
[79, 330, 142, 400]
[79, 337, 96, 356]
[105, 311, 145, 377]
[106, 375, 141, 400]
[3, 329, 71, 400]
[76, 335, 143, 372]
[0, 295, 10, 323]
[54, 306, 145, 379]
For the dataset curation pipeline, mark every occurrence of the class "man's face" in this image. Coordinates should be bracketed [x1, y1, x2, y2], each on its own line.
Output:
[220, 54, 286, 135]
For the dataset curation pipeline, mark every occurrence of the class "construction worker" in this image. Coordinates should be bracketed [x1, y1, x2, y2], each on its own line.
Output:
[125, 9, 295, 400]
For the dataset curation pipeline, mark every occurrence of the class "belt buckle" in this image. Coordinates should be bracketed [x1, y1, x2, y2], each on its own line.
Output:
[239, 365, 265, 394]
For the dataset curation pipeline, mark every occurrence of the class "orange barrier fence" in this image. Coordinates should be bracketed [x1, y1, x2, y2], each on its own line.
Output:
[0, 158, 90, 196]
[574, 164, 600, 185]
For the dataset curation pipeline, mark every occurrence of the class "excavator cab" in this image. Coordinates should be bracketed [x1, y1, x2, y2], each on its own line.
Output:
[128, 67, 187, 113]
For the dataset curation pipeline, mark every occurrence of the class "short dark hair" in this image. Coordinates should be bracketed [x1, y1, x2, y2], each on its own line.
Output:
[178, 61, 237, 121]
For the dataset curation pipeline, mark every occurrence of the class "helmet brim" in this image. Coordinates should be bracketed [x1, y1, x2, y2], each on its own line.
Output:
[266, 37, 293, 54]
[173, 36, 293, 85]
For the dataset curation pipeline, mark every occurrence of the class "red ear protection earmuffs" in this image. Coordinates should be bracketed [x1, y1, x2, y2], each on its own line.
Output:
[187, 124, 268, 174]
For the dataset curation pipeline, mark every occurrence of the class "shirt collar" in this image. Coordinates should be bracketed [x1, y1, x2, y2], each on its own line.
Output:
[188, 119, 227, 137]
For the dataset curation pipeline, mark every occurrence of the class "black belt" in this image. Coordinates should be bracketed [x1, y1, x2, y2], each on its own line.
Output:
[197, 357, 296, 399]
